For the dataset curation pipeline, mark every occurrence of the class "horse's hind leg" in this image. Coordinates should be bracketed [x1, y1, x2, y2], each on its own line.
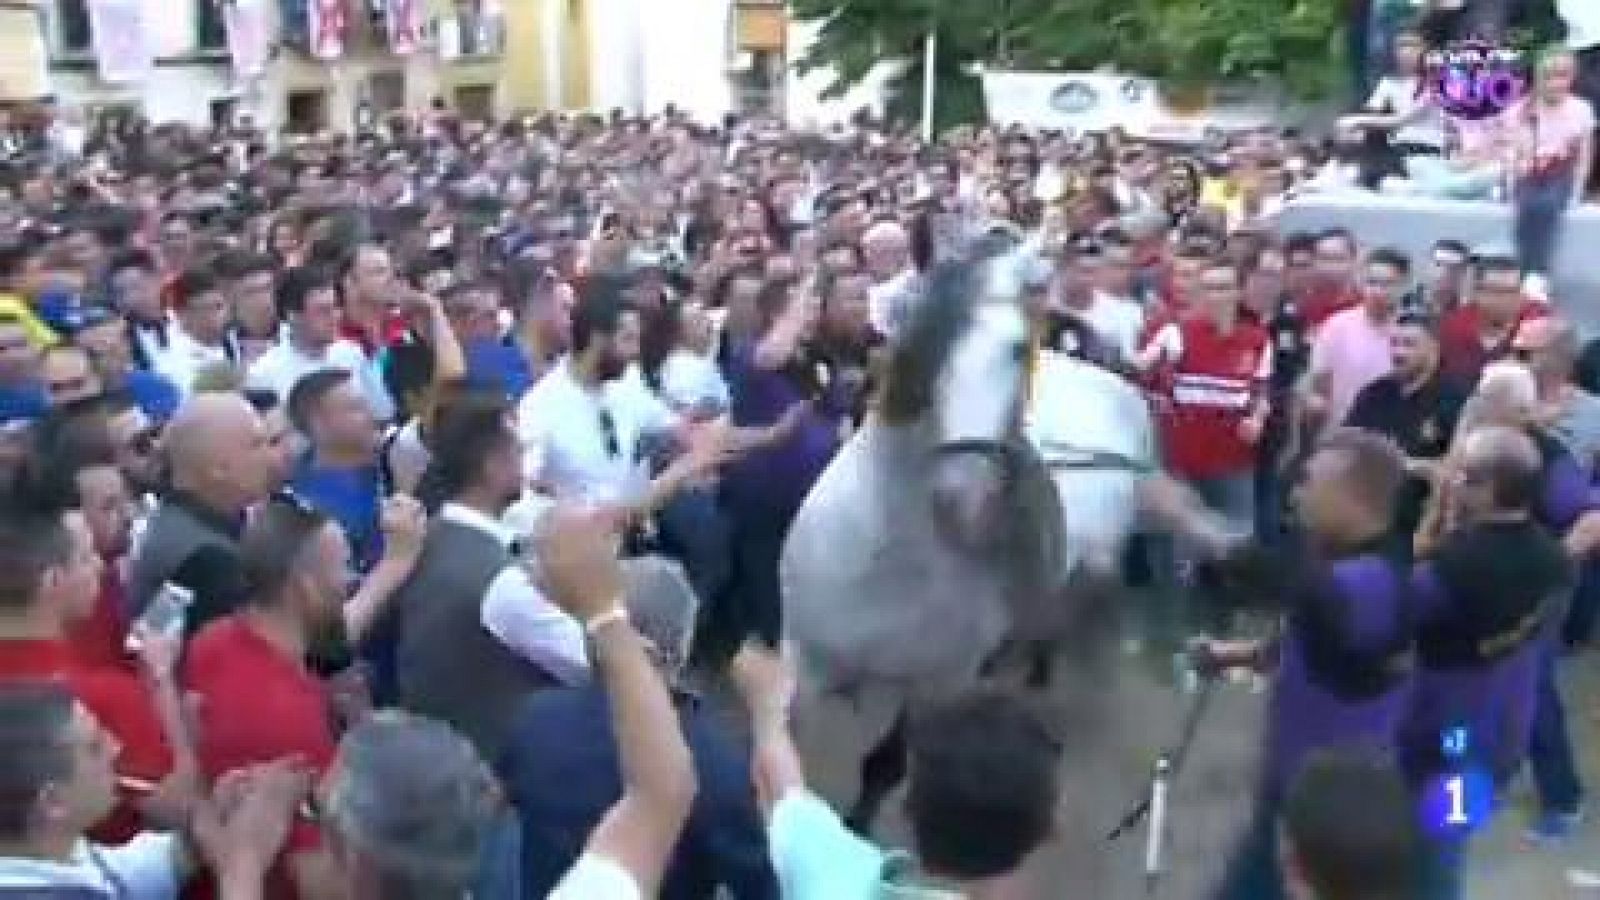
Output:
[847, 708, 910, 836]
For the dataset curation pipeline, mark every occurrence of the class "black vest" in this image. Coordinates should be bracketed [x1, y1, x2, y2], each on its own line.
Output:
[1289, 542, 1416, 701]
[1419, 520, 1570, 671]
[393, 517, 557, 761]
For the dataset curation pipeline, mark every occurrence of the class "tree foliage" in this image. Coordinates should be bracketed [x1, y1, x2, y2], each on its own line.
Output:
[788, 0, 1349, 128]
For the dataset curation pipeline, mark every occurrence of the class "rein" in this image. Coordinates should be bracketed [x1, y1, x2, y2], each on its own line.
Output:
[932, 437, 1154, 475]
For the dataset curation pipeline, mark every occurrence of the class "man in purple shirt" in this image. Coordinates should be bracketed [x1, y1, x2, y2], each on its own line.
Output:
[1208, 428, 1416, 900]
[1402, 425, 1573, 900]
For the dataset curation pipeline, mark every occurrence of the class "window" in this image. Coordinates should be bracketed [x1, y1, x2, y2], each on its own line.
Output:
[57, 0, 93, 55]
[209, 97, 238, 129]
[197, 0, 227, 50]
[367, 71, 405, 112]
[454, 84, 494, 119]
[452, 0, 504, 57]
[287, 90, 327, 134]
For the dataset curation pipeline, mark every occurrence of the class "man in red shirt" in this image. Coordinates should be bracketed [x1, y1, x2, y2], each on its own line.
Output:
[26, 400, 144, 673]
[0, 504, 181, 844]
[1297, 229, 1362, 329]
[1439, 253, 1550, 385]
[1138, 260, 1271, 626]
[337, 243, 413, 357]
[182, 497, 355, 899]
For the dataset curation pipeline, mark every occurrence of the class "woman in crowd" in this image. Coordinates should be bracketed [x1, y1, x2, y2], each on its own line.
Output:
[639, 296, 730, 420]
[1510, 47, 1595, 294]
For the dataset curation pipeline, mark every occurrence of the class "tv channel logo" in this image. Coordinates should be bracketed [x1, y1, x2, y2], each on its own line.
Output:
[1424, 38, 1529, 120]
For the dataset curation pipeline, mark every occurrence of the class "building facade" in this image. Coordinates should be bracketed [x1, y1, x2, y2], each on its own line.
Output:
[43, 0, 237, 124]
[499, 0, 886, 125]
[14, 0, 879, 129]
[25, 0, 504, 131]
[0, 0, 49, 103]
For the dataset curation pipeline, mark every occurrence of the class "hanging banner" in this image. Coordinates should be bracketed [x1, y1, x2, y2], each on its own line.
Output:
[223, 0, 271, 79]
[387, 0, 423, 55]
[308, 0, 348, 60]
[88, 0, 154, 85]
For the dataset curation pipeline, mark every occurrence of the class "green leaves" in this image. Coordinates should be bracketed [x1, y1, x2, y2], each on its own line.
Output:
[787, 0, 1350, 124]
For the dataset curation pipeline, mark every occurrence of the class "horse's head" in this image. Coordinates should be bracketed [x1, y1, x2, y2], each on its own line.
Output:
[881, 239, 1035, 553]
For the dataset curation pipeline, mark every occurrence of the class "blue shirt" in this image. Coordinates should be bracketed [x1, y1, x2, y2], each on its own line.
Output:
[0, 382, 47, 423]
[290, 458, 384, 572]
[120, 370, 181, 421]
[499, 685, 777, 900]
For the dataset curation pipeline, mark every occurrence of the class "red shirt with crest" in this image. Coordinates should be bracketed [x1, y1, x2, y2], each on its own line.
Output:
[1159, 317, 1272, 479]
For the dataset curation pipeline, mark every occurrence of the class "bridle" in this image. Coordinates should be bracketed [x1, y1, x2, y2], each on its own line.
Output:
[931, 435, 1154, 478]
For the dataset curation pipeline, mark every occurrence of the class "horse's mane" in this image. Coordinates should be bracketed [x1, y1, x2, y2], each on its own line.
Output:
[878, 236, 1019, 425]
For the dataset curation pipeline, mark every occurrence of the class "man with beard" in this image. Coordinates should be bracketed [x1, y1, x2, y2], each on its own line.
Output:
[517, 282, 751, 551]
[1347, 312, 1469, 545]
[181, 498, 387, 900]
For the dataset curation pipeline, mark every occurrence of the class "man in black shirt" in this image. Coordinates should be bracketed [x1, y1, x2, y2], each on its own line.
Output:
[1346, 311, 1468, 548]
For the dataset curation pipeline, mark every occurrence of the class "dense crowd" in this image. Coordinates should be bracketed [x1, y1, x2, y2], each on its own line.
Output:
[0, 30, 1599, 900]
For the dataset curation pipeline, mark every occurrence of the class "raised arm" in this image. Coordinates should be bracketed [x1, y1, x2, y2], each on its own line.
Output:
[729, 644, 807, 817]
[342, 495, 426, 643]
[540, 506, 697, 898]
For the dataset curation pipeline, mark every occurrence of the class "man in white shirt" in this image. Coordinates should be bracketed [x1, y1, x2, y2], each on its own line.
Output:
[1053, 240, 1145, 363]
[520, 283, 778, 622]
[155, 269, 240, 395]
[861, 221, 920, 338]
[518, 285, 730, 519]
[247, 266, 395, 422]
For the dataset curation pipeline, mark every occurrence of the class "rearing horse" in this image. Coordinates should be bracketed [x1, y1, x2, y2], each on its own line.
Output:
[781, 237, 1158, 828]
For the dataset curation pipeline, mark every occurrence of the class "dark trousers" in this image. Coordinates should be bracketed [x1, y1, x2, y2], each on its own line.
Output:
[1514, 171, 1575, 276]
[655, 485, 734, 616]
[728, 509, 792, 648]
[1528, 640, 1585, 814]
[1563, 561, 1600, 648]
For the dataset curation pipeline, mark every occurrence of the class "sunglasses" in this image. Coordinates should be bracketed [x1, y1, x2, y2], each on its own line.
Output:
[597, 407, 621, 458]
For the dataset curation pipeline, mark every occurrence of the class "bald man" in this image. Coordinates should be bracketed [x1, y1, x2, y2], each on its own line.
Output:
[1403, 424, 1574, 891]
[1514, 317, 1600, 468]
[128, 393, 277, 633]
[861, 222, 917, 338]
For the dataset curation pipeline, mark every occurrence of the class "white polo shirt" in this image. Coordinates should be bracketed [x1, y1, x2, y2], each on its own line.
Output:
[517, 360, 677, 506]
[246, 335, 396, 422]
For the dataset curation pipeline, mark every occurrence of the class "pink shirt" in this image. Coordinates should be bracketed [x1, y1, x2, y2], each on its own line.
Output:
[1311, 306, 1394, 428]
[1511, 95, 1596, 165]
